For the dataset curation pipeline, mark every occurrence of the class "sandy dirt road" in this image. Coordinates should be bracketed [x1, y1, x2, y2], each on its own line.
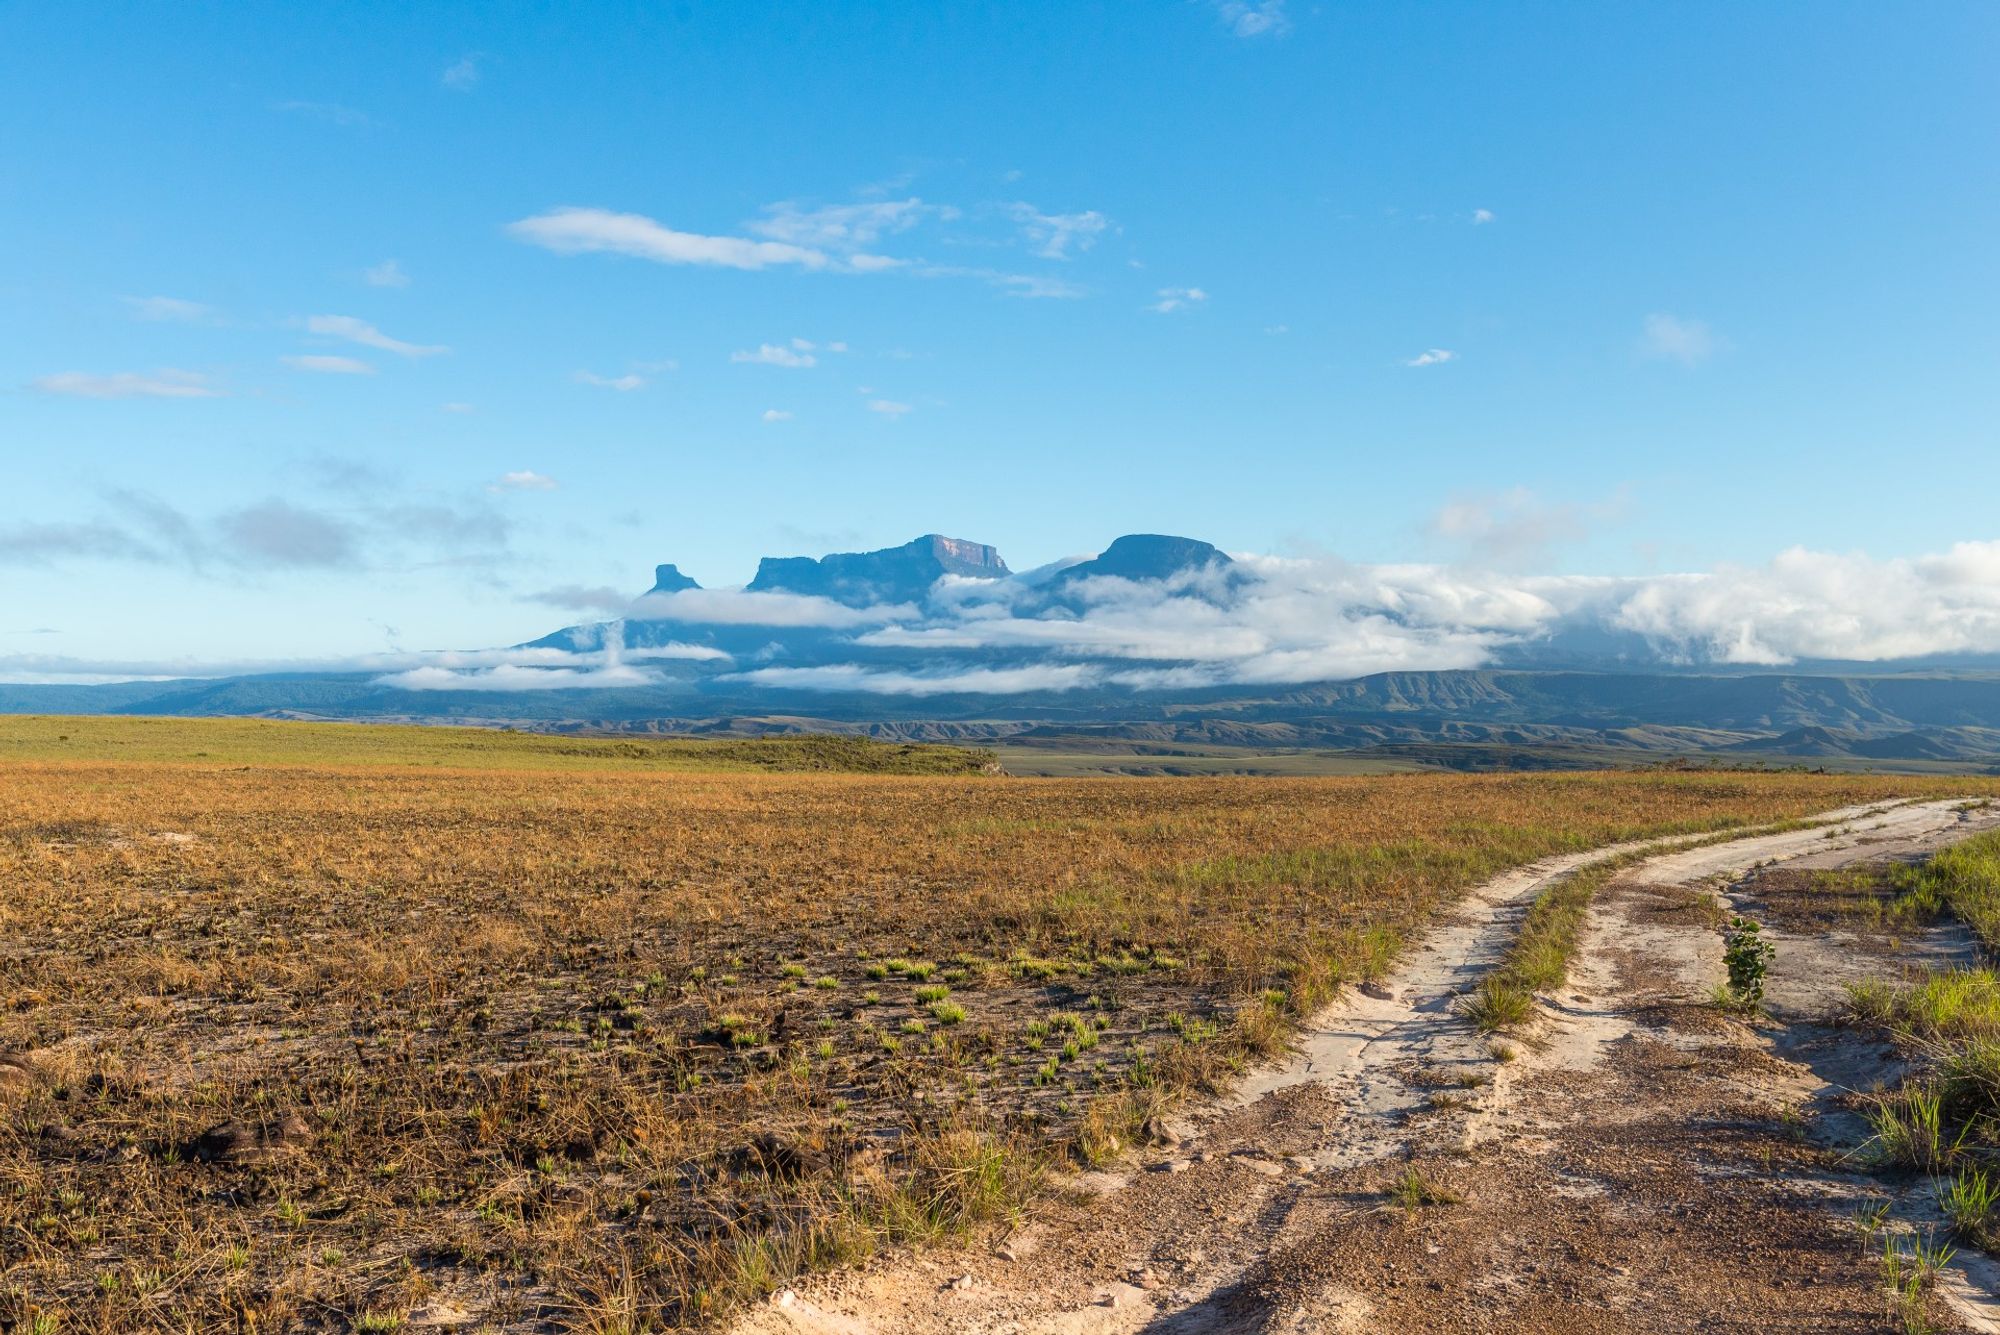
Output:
[736, 799, 2000, 1334]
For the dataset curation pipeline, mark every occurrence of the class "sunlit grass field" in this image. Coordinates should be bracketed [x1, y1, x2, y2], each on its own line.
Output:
[0, 715, 1000, 774]
[3, 716, 1993, 1331]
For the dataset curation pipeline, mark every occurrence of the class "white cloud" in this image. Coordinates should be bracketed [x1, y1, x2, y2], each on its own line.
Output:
[441, 402, 475, 414]
[509, 206, 838, 271]
[304, 314, 448, 358]
[1214, 0, 1290, 37]
[728, 663, 1103, 696]
[988, 271, 1088, 299]
[31, 370, 222, 399]
[1007, 204, 1110, 259]
[441, 54, 483, 91]
[762, 409, 793, 422]
[574, 370, 647, 391]
[747, 198, 935, 250]
[1472, 208, 1496, 225]
[512, 202, 1092, 298]
[733, 343, 817, 368]
[373, 632, 729, 691]
[363, 260, 410, 288]
[123, 296, 215, 323]
[868, 399, 913, 418]
[1640, 313, 1719, 366]
[1610, 542, 2000, 665]
[377, 663, 654, 691]
[283, 354, 375, 375]
[489, 470, 559, 492]
[1405, 348, 1457, 367]
[1151, 286, 1208, 314]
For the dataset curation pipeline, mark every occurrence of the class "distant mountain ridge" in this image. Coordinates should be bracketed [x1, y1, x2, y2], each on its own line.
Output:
[8, 527, 2000, 773]
[742, 533, 1009, 608]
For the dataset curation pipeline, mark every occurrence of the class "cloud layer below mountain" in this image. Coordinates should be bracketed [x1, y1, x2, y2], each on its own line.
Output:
[8, 539, 2000, 693]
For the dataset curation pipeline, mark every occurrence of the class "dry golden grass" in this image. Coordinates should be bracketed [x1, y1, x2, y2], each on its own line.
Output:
[1, 729, 1992, 1331]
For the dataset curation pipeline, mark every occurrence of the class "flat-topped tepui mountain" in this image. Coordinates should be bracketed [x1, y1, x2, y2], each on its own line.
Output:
[744, 534, 1009, 607]
[7, 527, 2000, 771]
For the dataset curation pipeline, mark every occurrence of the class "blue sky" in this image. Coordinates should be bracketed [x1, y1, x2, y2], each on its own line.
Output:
[3, 1, 1997, 672]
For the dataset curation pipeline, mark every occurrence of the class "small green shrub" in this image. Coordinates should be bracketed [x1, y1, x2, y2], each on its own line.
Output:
[1721, 915, 1775, 1009]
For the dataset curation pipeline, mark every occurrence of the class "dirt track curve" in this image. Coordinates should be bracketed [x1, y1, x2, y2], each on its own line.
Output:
[734, 799, 2000, 1334]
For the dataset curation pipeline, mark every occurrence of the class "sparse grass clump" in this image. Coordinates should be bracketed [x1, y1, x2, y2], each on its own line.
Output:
[1387, 1166, 1463, 1211]
[1851, 832, 2000, 1182]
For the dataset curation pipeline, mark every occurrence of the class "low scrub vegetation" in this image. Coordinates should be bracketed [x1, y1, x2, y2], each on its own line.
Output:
[1849, 832, 2000, 1227]
[0, 721, 1985, 1329]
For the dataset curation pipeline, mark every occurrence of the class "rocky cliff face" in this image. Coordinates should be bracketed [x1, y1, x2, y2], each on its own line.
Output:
[649, 564, 701, 594]
[746, 534, 1010, 607]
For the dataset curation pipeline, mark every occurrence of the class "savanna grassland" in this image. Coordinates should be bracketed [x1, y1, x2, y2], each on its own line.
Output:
[3, 717, 1995, 1333]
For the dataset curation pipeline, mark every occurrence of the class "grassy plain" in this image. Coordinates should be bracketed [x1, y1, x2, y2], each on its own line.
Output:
[0, 715, 1000, 775]
[2, 717, 1994, 1331]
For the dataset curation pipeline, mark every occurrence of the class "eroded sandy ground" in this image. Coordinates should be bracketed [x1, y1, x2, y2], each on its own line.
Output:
[736, 799, 2000, 1334]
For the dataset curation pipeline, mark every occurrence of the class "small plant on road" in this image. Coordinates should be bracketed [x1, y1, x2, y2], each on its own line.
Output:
[1881, 1228, 1955, 1334]
[1718, 915, 1776, 1012]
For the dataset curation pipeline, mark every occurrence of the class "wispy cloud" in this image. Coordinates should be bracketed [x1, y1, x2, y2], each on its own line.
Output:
[747, 198, 938, 250]
[216, 500, 358, 568]
[509, 206, 839, 271]
[31, 370, 222, 399]
[363, 260, 410, 288]
[1007, 204, 1110, 259]
[522, 585, 633, 614]
[733, 343, 817, 368]
[1150, 286, 1208, 314]
[1472, 208, 1496, 225]
[1213, 1, 1290, 37]
[123, 296, 216, 323]
[370, 636, 731, 693]
[1430, 486, 1630, 567]
[1640, 312, 1720, 366]
[0, 521, 154, 565]
[762, 409, 793, 422]
[1405, 348, 1457, 367]
[489, 470, 559, 493]
[868, 399, 913, 418]
[511, 201, 1089, 298]
[441, 53, 484, 91]
[441, 402, 475, 414]
[3, 487, 511, 576]
[283, 354, 375, 375]
[729, 663, 1102, 696]
[941, 267, 1087, 299]
[574, 370, 647, 391]
[305, 314, 448, 358]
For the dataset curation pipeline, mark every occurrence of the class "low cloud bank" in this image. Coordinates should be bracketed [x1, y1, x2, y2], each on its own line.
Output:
[368, 631, 727, 691]
[642, 538, 2000, 694]
[11, 540, 2000, 694]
